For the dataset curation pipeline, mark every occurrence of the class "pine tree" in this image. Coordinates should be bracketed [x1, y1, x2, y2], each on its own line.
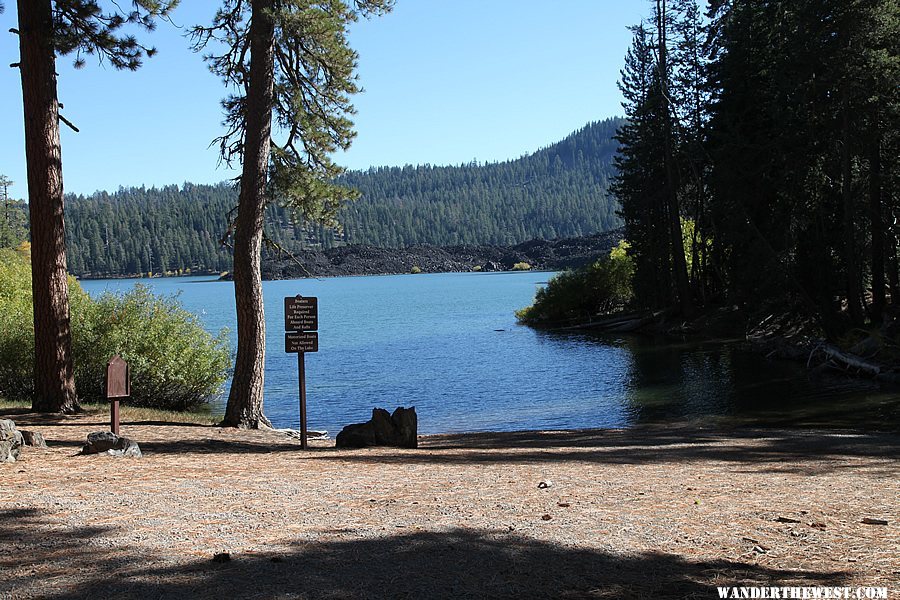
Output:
[193, 0, 392, 428]
[13, 0, 177, 413]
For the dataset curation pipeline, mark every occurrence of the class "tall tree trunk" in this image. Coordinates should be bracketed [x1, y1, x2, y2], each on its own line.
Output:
[656, 0, 695, 318]
[18, 0, 77, 414]
[223, 0, 275, 428]
[888, 225, 900, 305]
[842, 93, 864, 324]
[869, 123, 885, 322]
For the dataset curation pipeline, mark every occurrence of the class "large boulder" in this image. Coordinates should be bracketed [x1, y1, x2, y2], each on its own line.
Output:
[0, 419, 24, 463]
[335, 407, 417, 449]
[82, 432, 142, 458]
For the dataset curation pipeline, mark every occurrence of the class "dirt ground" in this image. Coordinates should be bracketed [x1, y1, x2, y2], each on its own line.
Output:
[1, 410, 898, 599]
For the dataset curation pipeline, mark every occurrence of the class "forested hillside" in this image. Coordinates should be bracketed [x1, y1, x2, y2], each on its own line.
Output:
[62, 118, 622, 277]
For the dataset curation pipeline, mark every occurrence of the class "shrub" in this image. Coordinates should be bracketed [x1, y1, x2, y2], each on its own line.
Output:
[511, 262, 532, 271]
[0, 248, 229, 411]
[410, 265, 422, 274]
[516, 240, 634, 325]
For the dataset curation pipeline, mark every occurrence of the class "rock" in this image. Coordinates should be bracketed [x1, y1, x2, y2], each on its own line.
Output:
[20, 430, 47, 448]
[83, 431, 119, 453]
[82, 432, 142, 458]
[335, 421, 377, 449]
[371, 408, 400, 446]
[0, 419, 24, 464]
[391, 407, 417, 449]
[335, 407, 418, 449]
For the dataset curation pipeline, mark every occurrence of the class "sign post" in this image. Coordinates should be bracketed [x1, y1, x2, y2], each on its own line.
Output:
[105, 355, 130, 435]
[285, 295, 318, 449]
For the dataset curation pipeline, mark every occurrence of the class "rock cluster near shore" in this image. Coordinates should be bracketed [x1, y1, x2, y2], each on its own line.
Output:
[257, 229, 623, 280]
[336, 407, 418, 449]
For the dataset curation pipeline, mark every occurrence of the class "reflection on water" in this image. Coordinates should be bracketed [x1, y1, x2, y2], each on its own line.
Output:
[611, 333, 897, 429]
[80, 274, 900, 434]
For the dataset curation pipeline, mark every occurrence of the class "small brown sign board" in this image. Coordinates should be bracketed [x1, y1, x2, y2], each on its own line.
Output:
[284, 296, 318, 331]
[105, 355, 131, 399]
[285, 331, 319, 354]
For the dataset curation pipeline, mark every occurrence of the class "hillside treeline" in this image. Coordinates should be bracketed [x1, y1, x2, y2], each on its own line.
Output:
[60, 118, 622, 277]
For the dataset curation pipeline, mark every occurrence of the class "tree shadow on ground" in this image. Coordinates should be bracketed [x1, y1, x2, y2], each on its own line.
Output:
[0, 507, 848, 600]
[9, 407, 900, 476]
[66, 425, 900, 477]
[300, 427, 900, 477]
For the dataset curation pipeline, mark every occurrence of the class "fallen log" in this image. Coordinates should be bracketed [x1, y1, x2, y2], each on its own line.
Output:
[810, 343, 883, 375]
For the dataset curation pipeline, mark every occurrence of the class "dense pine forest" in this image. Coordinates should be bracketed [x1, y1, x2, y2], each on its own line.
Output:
[609, 0, 899, 334]
[52, 118, 622, 277]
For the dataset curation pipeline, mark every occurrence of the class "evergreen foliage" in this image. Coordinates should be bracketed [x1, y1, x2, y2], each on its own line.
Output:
[14, 0, 178, 414]
[60, 119, 623, 277]
[611, 0, 900, 331]
[0, 176, 28, 248]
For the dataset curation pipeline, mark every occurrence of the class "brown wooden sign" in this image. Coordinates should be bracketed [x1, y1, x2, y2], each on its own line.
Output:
[105, 355, 131, 399]
[284, 295, 318, 331]
[285, 331, 319, 354]
[105, 355, 130, 436]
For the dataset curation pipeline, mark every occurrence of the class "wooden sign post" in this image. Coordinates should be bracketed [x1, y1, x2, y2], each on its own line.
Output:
[285, 295, 318, 449]
[105, 355, 130, 435]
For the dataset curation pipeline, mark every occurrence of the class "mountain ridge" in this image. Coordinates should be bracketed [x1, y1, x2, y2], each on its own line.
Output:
[62, 117, 624, 277]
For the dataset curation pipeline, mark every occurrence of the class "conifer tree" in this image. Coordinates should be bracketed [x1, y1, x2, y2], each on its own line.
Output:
[193, 0, 392, 428]
[13, 0, 177, 413]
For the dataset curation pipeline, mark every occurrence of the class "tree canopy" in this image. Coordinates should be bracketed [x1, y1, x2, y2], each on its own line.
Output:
[614, 0, 900, 332]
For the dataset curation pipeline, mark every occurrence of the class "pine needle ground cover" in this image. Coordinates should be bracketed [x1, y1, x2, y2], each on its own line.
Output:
[1, 413, 897, 599]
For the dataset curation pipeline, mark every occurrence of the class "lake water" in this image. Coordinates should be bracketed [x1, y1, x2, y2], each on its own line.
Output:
[80, 272, 900, 434]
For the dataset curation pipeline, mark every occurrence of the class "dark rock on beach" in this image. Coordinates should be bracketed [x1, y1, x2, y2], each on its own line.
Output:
[336, 407, 418, 449]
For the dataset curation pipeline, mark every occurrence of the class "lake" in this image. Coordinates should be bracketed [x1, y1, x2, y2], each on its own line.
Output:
[80, 272, 900, 434]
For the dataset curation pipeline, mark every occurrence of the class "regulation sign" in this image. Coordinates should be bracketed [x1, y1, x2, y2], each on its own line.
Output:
[285, 331, 319, 354]
[284, 295, 318, 331]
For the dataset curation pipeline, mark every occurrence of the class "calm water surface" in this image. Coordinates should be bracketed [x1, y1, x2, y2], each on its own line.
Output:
[80, 272, 900, 434]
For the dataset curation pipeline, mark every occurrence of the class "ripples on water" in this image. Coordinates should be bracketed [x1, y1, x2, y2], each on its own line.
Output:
[80, 273, 900, 434]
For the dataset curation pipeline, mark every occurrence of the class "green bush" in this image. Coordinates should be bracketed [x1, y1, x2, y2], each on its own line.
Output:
[410, 265, 422, 274]
[516, 240, 634, 325]
[512, 262, 532, 271]
[0, 247, 229, 411]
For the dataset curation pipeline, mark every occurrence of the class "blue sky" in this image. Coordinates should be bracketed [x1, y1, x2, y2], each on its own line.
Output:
[0, 2, 643, 197]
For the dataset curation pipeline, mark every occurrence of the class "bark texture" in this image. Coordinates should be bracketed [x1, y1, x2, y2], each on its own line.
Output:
[18, 0, 78, 414]
[869, 127, 884, 321]
[223, 0, 276, 429]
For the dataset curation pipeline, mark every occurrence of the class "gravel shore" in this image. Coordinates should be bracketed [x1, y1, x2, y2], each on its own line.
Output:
[1, 412, 898, 599]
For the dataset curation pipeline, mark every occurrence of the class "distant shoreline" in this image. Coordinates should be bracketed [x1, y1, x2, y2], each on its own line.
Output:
[74, 230, 624, 281]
